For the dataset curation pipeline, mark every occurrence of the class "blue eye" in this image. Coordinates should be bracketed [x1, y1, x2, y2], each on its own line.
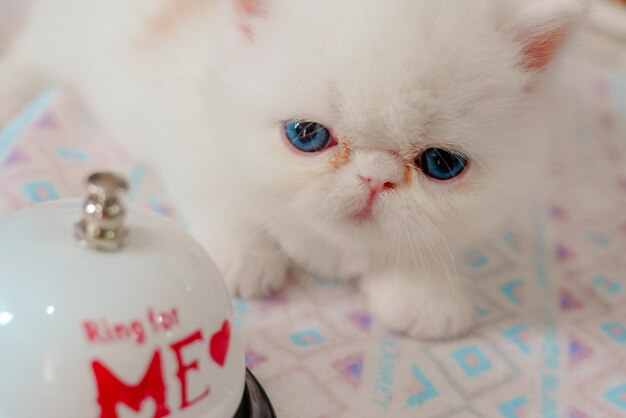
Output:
[284, 120, 333, 153]
[418, 148, 468, 181]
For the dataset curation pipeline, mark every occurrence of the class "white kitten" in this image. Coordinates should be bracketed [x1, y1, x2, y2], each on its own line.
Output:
[0, 0, 586, 339]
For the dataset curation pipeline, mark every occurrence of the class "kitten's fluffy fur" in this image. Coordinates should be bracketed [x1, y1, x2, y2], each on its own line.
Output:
[0, 0, 586, 338]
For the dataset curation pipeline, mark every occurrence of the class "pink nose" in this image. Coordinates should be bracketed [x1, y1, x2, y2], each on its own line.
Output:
[359, 176, 396, 194]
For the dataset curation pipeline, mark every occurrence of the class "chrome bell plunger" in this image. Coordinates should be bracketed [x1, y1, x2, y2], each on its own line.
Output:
[75, 172, 130, 252]
[0, 171, 275, 418]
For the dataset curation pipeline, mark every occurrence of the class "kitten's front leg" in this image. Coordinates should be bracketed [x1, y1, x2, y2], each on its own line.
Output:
[360, 271, 475, 340]
[191, 220, 289, 299]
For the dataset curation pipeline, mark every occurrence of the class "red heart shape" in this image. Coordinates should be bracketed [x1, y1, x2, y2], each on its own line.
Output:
[209, 320, 230, 367]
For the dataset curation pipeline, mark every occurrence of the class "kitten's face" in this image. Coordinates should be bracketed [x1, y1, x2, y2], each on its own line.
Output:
[208, 0, 579, 243]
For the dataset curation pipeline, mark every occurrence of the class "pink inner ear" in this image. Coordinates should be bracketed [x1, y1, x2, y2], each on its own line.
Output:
[236, 0, 263, 16]
[522, 27, 569, 70]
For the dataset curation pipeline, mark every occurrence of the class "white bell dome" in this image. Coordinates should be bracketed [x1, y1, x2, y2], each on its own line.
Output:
[0, 173, 274, 418]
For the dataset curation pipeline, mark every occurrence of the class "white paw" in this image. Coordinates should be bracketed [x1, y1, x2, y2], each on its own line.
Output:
[360, 272, 475, 340]
[209, 238, 289, 299]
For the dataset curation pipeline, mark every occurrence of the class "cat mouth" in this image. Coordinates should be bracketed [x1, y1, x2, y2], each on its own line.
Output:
[350, 197, 378, 223]
[351, 206, 374, 223]
[350, 185, 386, 223]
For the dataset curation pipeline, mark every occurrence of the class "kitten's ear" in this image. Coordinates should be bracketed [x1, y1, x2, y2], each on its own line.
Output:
[232, 0, 268, 39]
[234, 0, 266, 17]
[506, 0, 588, 71]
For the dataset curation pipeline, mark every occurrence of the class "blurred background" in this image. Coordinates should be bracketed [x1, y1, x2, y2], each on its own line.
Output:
[575, 0, 626, 70]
